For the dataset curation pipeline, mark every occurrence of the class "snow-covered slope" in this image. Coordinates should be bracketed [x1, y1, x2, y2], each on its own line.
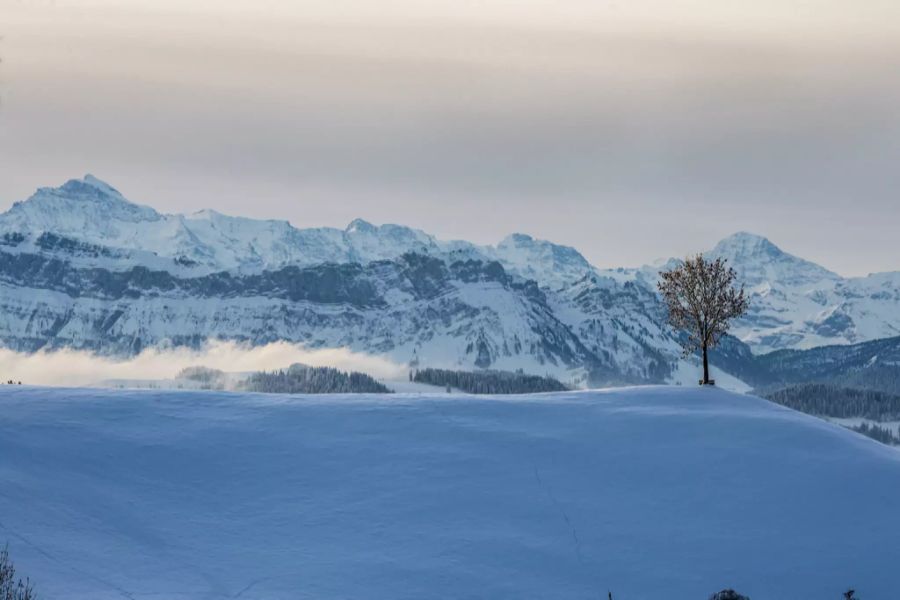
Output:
[631, 232, 900, 353]
[711, 231, 842, 288]
[2, 175, 899, 378]
[707, 232, 900, 352]
[0, 252, 604, 379]
[1, 385, 898, 599]
[492, 233, 593, 290]
[0, 176, 683, 384]
[0, 176, 587, 284]
[0, 176, 611, 289]
[0, 176, 445, 273]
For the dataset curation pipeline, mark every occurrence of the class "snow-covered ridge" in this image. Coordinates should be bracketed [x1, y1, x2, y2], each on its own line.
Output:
[0, 175, 592, 287]
[2, 385, 899, 598]
[705, 232, 900, 352]
[1, 175, 899, 362]
[710, 231, 841, 287]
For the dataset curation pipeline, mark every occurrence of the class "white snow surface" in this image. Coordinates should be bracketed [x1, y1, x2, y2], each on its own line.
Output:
[2, 385, 899, 599]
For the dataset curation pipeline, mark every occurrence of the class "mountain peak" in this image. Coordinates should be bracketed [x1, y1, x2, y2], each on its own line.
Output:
[710, 231, 840, 286]
[38, 174, 133, 203]
[503, 233, 534, 244]
[190, 208, 224, 220]
[494, 232, 592, 289]
[712, 232, 783, 259]
[1, 175, 161, 235]
[54, 174, 126, 201]
[82, 174, 121, 194]
[346, 218, 377, 234]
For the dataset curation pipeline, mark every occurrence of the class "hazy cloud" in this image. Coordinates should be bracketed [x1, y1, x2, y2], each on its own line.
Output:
[0, 340, 405, 387]
[1, 1, 898, 275]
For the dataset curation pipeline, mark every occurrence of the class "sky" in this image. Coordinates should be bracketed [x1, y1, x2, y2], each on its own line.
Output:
[0, 0, 898, 276]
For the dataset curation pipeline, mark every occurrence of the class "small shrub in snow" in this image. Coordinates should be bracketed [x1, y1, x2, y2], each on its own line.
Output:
[0, 545, 37, 600]
[176, 365, 226, 389]
[708, 590, 749, 600]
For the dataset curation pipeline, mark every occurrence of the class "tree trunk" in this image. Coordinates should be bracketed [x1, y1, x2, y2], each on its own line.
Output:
[702, 343, 710, 385]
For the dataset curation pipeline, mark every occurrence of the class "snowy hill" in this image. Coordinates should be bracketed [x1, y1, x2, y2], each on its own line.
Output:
[1, 385, 899, 599]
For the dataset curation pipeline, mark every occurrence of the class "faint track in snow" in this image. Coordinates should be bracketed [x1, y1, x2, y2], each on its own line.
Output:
[0, 518, 138, 600]
[531, 464, 585, 565]
[230, 576, 274, 598]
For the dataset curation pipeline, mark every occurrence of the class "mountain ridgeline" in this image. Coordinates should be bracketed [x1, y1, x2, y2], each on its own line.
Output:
[2, 175, 900, 390]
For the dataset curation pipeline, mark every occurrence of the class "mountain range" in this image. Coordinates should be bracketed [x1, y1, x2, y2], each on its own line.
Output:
[1, 175, 899, 387]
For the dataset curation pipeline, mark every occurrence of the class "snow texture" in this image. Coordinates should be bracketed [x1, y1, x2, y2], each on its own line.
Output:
[1, 385, 899, 599]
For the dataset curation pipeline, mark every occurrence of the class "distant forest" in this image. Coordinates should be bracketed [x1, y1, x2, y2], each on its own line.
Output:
[764, 383, 900, 421]
[764, 383, 900, 445]
[242, 364, 392, 394]
[742, 335, 900, 397]
[413, 368, 568, 394]
[848, 422, 900, 446]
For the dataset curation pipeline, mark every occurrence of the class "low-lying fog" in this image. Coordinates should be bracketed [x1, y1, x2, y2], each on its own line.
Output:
[0, 341, 405, 387]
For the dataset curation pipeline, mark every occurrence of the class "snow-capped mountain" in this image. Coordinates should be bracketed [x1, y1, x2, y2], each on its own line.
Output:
[628, 231, 900, 354]
[0, 176, 446, 273]
[710, 231, 841, 288]
[492, 233, 593, 290]
[1, 175, 899, 382]
[705, 232, 900, 353]
[0, 176, 677, 384]
[1, 176, 597, 285]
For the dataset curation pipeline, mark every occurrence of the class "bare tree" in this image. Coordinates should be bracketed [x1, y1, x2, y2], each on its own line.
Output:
[658, 254, 748, 385]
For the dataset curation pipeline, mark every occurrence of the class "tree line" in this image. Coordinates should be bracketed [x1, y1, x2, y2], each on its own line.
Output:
[848, 422, 900, 446]
[764, 384, 900, 421]
[412, 368, 568, 394]
[241, 364, 392, 394]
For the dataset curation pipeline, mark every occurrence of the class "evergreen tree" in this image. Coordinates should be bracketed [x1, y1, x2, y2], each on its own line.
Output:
[764, 384, 900, 424]
[413, 368, 568, 394]
[242, 364, 392, 394]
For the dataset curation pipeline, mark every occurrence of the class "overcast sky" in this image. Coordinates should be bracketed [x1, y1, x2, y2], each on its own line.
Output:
[1, 0, 898, 275]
